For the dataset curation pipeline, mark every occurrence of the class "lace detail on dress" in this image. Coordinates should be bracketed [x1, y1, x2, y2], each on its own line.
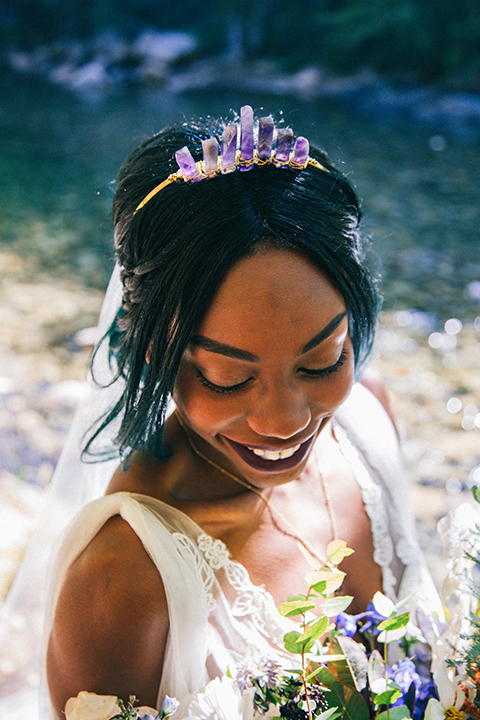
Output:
[172, 532, 230, 612]
[197, 534, 231, 570]
[332, 424, 398, 600]
[172, 530, 288, 645]
[225, 561, 287, 647]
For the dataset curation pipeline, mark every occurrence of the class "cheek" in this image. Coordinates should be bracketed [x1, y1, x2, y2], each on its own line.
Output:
[310, 361, 355, 412]
[172, 360, 198, 412]
[173, 361, 243, 431]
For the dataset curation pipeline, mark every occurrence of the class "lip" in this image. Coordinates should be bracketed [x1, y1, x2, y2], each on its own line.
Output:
[223, 434, 316, 474]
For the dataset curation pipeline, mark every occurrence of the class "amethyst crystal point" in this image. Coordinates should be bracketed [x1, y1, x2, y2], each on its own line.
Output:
[240, 105, 254, 171]
[175, 146, 203, 182]
[291, 136, 309, 167]
[202, 137, 219, 176]
[221, 123, 238, 174]
[258, 116, 274, 160]
[275, 128, 293, 165]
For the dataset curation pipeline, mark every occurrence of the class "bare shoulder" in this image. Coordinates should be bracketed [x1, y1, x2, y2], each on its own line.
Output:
[360, 366, 398, 435]
[47, 515, 168, 718]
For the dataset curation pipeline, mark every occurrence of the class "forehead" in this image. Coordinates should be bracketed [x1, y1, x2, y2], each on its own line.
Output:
[197, 248, 347, 347]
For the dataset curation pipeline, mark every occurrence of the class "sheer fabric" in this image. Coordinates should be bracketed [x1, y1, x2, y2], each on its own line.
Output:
[0, 266, 124, 719]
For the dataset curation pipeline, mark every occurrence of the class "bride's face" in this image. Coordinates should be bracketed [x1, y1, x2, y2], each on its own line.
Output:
[173, 247, 355, 490]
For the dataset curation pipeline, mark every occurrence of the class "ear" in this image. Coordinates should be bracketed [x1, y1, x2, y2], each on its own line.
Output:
[146, 340, 152, 364]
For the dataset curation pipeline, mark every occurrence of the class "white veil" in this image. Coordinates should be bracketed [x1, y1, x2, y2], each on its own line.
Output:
[0, 265, 125, 719]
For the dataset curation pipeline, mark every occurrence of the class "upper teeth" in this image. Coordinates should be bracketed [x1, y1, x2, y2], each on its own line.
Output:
[250, 444, 301, 461]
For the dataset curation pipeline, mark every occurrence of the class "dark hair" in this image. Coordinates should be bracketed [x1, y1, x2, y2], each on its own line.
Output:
[85, 113, 380, 462]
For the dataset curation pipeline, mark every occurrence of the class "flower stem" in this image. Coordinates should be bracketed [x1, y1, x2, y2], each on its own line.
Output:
[301, 604, 313, 720]
[383, 639, 390, 720]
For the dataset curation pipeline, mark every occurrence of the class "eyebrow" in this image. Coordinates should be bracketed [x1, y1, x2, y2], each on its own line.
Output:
[189, 311, 347, 362]
[189, 335, 259, 362]
[300, 311, 347, 354]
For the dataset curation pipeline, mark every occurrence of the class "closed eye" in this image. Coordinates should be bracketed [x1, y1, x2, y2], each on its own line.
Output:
[193, 366, 254, 395]
[299, 350, 348, 378]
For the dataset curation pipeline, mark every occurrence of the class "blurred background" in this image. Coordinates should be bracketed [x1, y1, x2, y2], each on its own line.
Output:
[1, 0, 480, 599]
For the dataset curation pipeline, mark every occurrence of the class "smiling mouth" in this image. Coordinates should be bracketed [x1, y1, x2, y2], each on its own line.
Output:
[223, 435, 316, 473]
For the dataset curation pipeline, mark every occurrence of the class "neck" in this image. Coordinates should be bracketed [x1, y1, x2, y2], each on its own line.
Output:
[168, 412, 258, 502]
[172, 410, 337, 567]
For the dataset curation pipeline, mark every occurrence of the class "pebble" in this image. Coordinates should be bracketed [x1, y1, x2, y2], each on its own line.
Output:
[372, 312, 480, 589]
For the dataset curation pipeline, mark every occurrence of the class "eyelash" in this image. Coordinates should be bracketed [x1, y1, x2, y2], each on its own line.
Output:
[193, 367, 253, 395]
[193, 350, 349, 395]
[299, 350, 349, 378]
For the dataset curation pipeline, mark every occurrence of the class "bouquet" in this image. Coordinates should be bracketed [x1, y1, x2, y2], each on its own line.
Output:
[65, 493, 480, 720]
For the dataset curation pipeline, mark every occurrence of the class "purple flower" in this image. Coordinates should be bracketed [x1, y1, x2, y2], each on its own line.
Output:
[391, 659, 422, 695]
[336, 602, 388, 638]
[336, 612, 358, 637]
[358, 602, 390, 635]
[159, 695, 179, 718]
[389, 657, 438, 719]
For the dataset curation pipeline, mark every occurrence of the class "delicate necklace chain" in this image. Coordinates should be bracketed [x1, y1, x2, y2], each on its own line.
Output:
[174, 410, 338, 567]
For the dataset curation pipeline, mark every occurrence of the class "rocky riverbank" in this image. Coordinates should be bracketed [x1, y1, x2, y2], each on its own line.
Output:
[1, 251, 479, 601]
[3, 27, 480, 138]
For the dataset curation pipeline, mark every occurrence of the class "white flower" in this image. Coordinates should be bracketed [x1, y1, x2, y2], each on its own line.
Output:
[64, 692, 158, 720]
[425, 660, 466, 720]
[433, 503, 480, 673]
[160, 695, 180, 717]
[179, 676, 255, 720]
[64, 691, 120, 720]
[136, 706, 161, 718]
[372, 591, 395, 618]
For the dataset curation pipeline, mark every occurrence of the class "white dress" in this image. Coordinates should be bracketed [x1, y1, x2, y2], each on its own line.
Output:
[41, 383, 441, 715]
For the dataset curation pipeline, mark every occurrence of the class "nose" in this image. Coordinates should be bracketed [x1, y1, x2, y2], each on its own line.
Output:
[246, 382, 311, 440]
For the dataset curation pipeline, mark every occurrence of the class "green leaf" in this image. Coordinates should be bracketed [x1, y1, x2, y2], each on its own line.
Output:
[283, 630, 302, 653]
[311, 580, 328, 594]
[327, 540, 354, 565]
[283, 630, 314, 654]
[322, 595, 354, 617]
[473, 485, 480, 504]
[278, 600, 316, 617]
[376, 706, 412, 720]
[377, 626, 408, 644]
[373, 688, 402, 705]
[298, 615, 330, 644]
[329, 636, 369, 691]
[377, 612, 410, 632]
[316, 708, 341, 720]
[286, 594, 307, 602]
[306, 569, 346, 597]
[311, 666, 340, 688]
[327, 683, 369, 720]
[367, 649, 385, 689]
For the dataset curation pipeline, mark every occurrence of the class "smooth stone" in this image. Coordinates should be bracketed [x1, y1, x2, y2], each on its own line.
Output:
[221, 123, 238, 173]
[240, 104, 254, 170]
[258, 115, 274, 160]
[275, 128, 293, 164]
[202, 137, 219, 175]
[291, 136, 309, 165]
[175, 146, 202, 182]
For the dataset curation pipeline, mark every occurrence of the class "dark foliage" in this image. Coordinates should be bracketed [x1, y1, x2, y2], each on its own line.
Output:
[2, 0, 480, 87]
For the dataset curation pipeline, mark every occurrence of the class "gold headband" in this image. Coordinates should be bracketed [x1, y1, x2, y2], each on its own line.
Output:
[133, 106, 329, 216]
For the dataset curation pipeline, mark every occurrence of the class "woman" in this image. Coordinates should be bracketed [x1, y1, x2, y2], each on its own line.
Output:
[0, 107, 439, 719]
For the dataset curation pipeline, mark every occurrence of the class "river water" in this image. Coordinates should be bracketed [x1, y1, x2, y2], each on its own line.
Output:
[2, 74, 480, 323]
